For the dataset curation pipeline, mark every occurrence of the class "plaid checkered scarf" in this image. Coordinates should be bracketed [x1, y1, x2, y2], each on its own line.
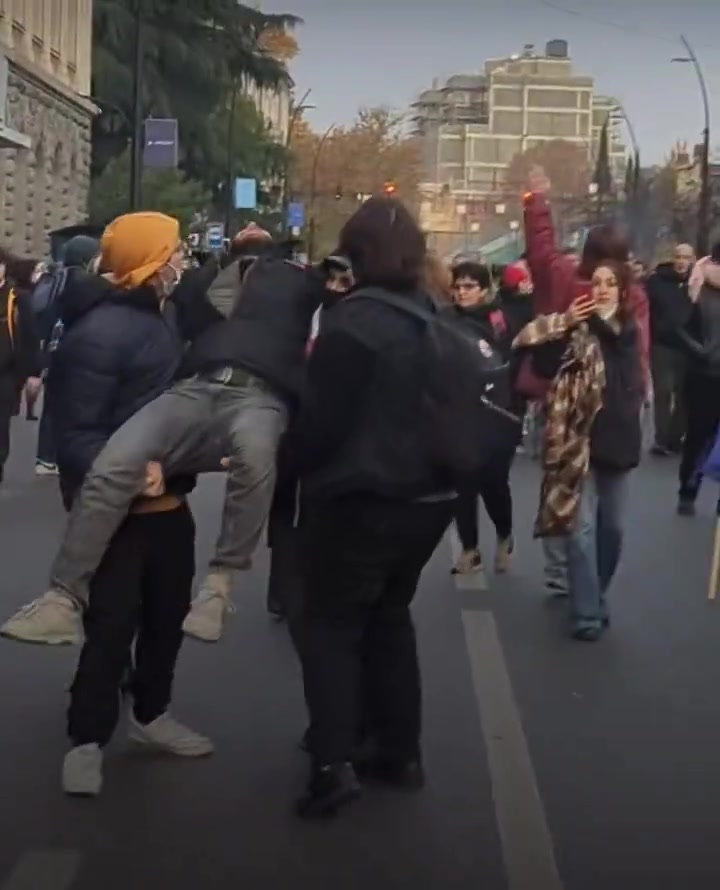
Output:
[514, 313, 606, 536]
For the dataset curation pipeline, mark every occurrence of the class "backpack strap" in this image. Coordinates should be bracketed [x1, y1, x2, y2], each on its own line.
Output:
[6, 288, 16, 347]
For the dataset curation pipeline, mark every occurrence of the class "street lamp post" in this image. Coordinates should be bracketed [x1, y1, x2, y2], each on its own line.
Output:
[307, 122, 336, 261]
[129, 0, 146, 211]
[281, 88, 314, 235]
[673, 35, 711, 257]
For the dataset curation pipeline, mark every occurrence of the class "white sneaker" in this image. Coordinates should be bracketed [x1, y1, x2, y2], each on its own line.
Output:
[63, 744, 103, 796]
[182, 574, 234, 642]
[494, 536, 515, 574]
[129, 713, 214, 757]
[35, 461, 58, 476]
[1, 589, 83, 645]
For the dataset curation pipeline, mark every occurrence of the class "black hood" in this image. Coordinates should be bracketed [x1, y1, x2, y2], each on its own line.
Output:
[61, 272, 161, 328]
[654, 262, 689, 284]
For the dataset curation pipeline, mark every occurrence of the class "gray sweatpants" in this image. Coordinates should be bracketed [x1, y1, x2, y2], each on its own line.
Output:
[50, 376, 288, 605]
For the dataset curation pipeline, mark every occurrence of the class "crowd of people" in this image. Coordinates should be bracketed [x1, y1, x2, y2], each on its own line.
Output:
[0, 164, 716, 818]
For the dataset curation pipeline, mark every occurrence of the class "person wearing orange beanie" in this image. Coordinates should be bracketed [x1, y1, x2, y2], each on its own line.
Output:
[0, 210, 222, 795]
[2, 210, 326, 653]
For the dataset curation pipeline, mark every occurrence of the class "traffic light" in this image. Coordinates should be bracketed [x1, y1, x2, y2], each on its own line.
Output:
[383, 181, 397, 196]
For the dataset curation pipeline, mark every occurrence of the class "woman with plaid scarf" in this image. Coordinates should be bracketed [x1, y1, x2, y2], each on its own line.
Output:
[514, 262, 644, 640]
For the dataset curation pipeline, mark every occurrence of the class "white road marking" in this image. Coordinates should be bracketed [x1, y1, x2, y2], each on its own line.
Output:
[1, 851, 81, 890]
[462, 610, 563, 890]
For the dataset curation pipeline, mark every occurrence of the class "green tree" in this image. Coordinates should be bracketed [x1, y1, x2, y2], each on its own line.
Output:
[89, 150, 211, 230]
[91, 0, 299, 186]
[593, 117, 613, 196]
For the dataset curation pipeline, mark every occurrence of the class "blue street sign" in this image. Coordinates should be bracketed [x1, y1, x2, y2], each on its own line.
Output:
[206, 222, 225, 251]
[286, 202, 305, 229]
[143, 118, 178, 168]
[234, 177, 258, 210]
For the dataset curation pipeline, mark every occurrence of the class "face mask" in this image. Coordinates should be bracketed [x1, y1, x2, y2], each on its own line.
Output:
[596, 301, 618, 321]
[159, 262, 183, 298]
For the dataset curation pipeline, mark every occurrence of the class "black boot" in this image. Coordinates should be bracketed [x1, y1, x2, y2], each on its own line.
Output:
[296, 763, 361, 819]
[354, 755, 425, 791]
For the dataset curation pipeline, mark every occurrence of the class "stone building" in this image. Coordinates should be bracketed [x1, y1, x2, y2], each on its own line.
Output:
[0, 0, 95, 258]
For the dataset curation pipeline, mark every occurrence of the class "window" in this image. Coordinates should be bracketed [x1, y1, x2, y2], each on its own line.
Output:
[50, 0, 63, 53]
[527, 111, 577, 138]
[493, 87, 522, 108]
[492, 110, 523, 136]
[527, 88, 579, 109]
[439, 136, 464, 164]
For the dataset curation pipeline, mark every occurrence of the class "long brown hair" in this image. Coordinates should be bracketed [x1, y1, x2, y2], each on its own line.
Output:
[590, 259, 631, 321]
[579, 224, 630, 281]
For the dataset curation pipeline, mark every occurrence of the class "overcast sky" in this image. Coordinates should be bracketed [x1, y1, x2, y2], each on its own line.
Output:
[270, 0, 720, 164]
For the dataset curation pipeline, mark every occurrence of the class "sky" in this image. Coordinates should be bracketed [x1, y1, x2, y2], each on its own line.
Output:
[266, 0, 720, 165]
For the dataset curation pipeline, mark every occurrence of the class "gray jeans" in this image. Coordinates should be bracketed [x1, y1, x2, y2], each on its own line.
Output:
[51, 376, 288, 605]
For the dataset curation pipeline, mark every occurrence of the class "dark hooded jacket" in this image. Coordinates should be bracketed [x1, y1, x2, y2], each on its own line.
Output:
[646, 262, 694, 349]
[47, 271, 208, 503]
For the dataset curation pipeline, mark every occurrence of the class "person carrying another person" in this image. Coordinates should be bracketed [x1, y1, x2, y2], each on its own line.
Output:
[645, 243, 695, 456]
[447, 260, 531, 575]
[33, 212, 212, 796]
[676, 243, 720, 515]
[1, 218, 324, 647]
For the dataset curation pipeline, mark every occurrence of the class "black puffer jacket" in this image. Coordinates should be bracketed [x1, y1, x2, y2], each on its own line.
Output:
[589, 316, 644, 471]
[646, 263, 694, 348]
[48, 272, 205, 502]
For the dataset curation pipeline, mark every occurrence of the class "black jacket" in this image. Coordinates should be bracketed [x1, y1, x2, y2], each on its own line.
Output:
[0, 283, 42, 382]
[294, 287, 451, 500]
[446, 294, 533, 418]
[589, 317, 644, 471]
[646, 263, 694, 349]
[681, 281, 720, 378]
[48, 272, 204, 502]
[181, 256, 325, 402]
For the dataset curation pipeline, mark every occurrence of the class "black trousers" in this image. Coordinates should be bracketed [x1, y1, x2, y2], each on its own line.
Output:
[679, 374, 720, 501]
[291, 495, 453, 767]
[67, 505, 196, 747]
[0, 373, 17, 481]
[652, 344, 687, 451]
[454, 458, 513, 550]
[266, 475, 304, 619]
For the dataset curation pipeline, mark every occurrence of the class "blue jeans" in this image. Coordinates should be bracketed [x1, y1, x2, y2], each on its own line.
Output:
[566, 468, 631, 626]
[543, 537, 568, 592]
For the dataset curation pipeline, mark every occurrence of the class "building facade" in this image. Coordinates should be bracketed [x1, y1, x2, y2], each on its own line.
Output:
[413, 40, 627, 198]
[0, 0, 94, 257]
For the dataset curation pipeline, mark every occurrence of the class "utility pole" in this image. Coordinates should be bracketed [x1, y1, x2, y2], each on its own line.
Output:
[129, 0, 145, 211]
[674, 36, 711, 257]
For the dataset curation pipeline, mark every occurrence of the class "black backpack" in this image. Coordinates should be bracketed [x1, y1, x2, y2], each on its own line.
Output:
[351, 289, 522, 477]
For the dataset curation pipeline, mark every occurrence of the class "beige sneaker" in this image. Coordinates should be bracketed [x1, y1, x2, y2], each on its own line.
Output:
[129, 713, 214, 757]
[1, 589, 83, 645]
[451, 549, 483, 576]
[494, 536, 515, 574]
[182, 572, 234, 643]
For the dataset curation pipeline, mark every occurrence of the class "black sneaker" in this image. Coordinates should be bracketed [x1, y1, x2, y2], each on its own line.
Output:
[296, 763, 361, 819]
[355, 755, 425, 792]
[677, 498, 696, 517]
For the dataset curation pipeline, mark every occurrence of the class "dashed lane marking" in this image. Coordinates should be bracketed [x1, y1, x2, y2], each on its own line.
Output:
[1, 850, 81, 890]
[462, 610, 563, 890]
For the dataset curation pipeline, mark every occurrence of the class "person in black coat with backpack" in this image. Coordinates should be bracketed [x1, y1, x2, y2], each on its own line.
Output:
[447, 261, 532, 576]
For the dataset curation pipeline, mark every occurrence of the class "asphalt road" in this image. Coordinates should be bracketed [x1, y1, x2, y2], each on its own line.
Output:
[0, 415, 719, 890]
